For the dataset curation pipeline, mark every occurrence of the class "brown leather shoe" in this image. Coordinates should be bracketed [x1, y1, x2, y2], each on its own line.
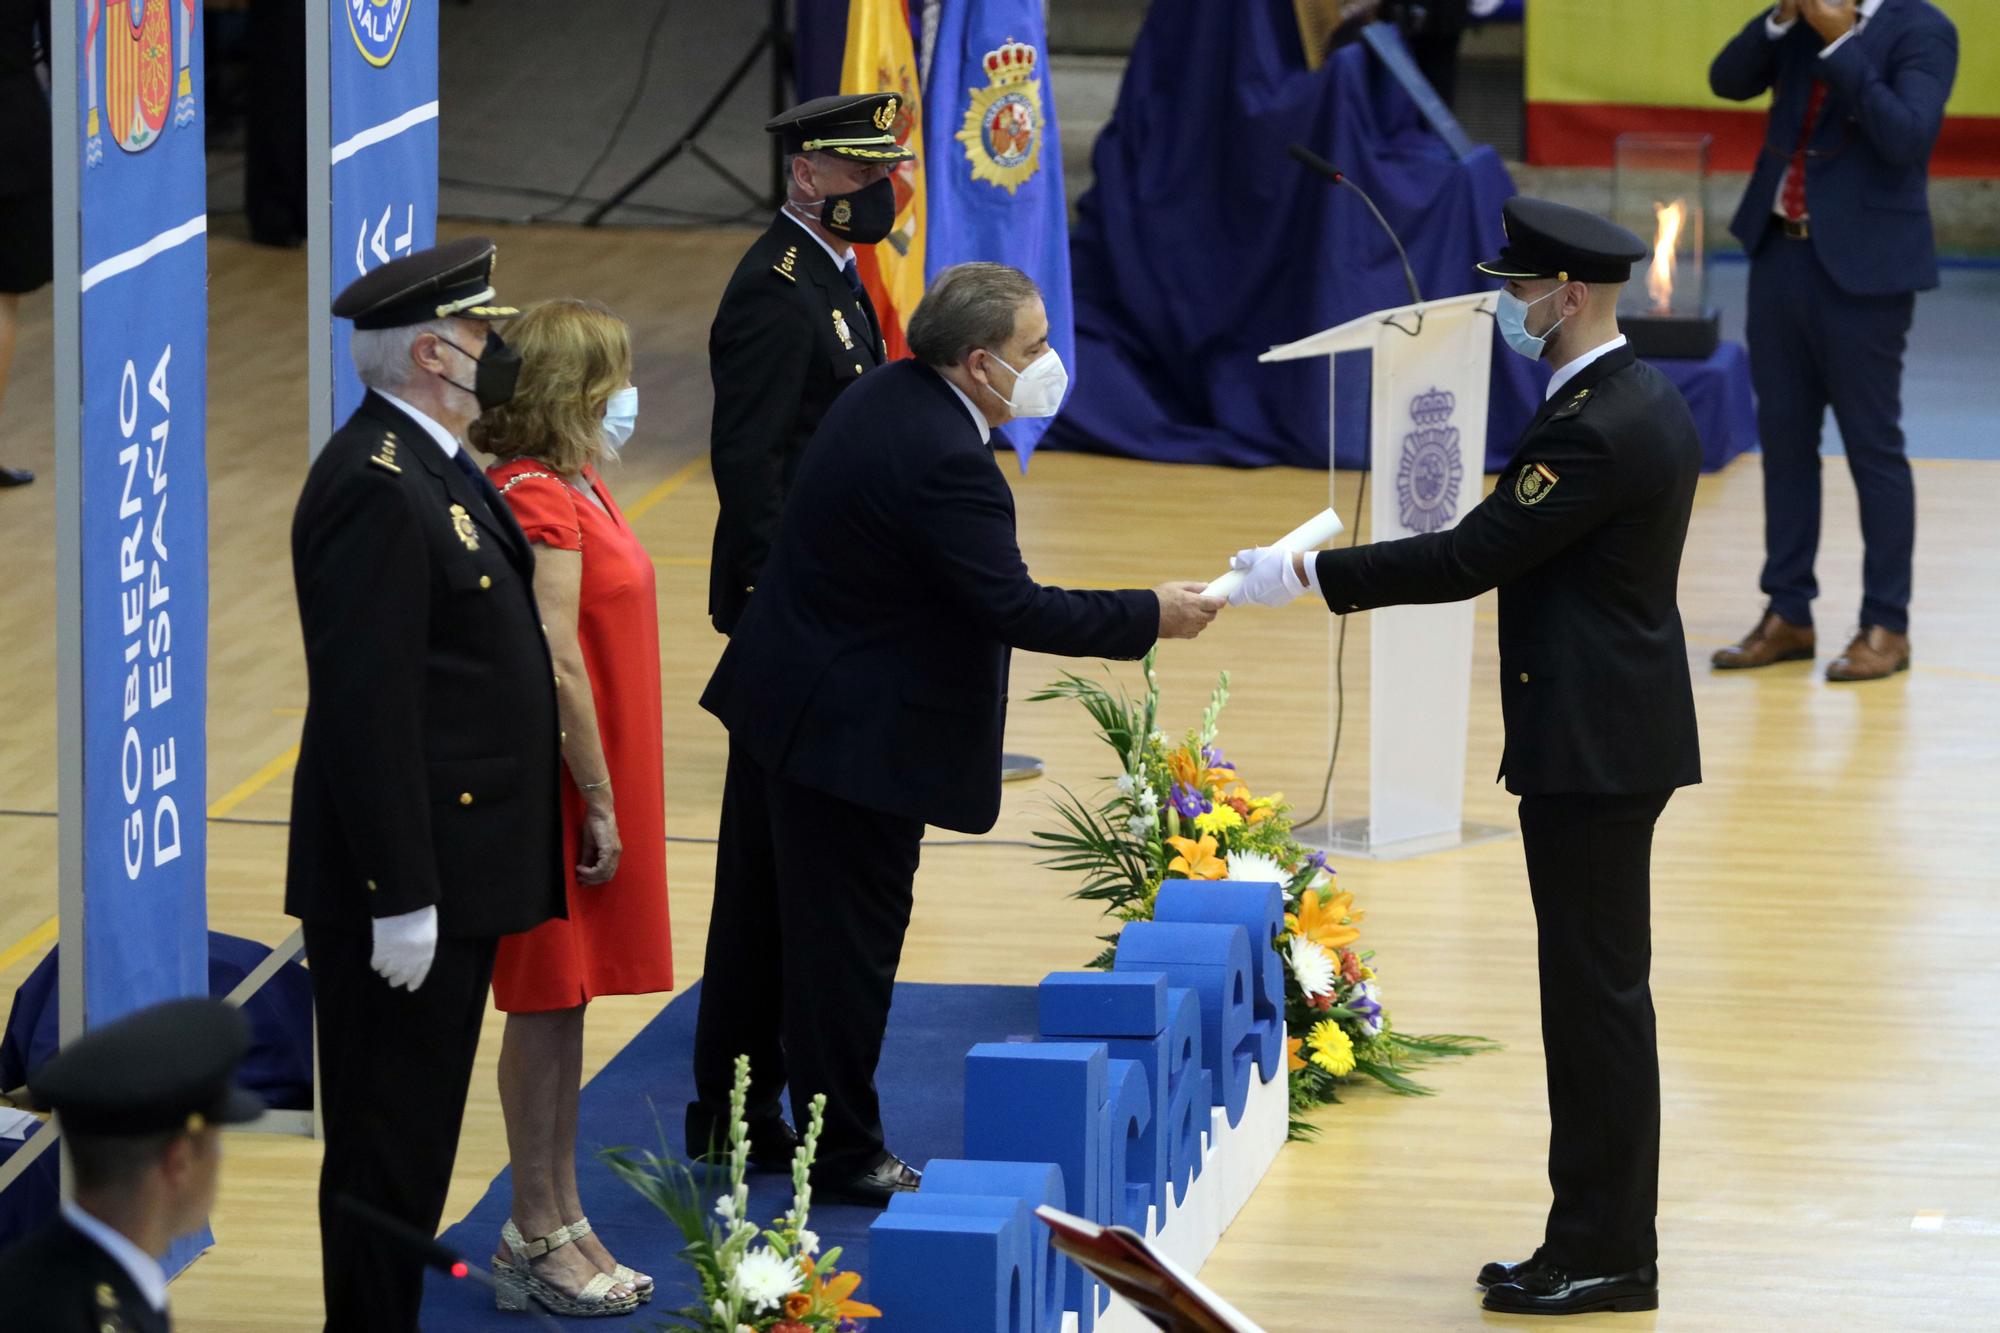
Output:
[1711, 610, 1815, 670]
[1826, 626, 1910, 682]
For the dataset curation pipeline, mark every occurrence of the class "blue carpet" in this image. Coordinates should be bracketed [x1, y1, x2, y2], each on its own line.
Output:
[421, 981, 1041, 1330]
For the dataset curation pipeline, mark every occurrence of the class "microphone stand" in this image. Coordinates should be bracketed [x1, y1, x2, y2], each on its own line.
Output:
[1288, 142, 1426, 335]
[333, 1193, 563, 1332]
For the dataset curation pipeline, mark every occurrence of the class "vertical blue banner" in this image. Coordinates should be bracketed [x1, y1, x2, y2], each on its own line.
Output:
[328, 0, 438, 424]
[922, 1, 1072, 467]
[69, 0, 212, 1271]
[74, 0, 210, 1024]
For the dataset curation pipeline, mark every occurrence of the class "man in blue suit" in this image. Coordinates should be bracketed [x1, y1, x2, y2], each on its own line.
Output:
[1708, 0, 1957, 681]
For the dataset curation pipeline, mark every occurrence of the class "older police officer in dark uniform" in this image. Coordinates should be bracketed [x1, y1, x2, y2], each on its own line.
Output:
[707, 92, 912, 634]
[287, 239, 564, 1332]
[0, 998, 264, 1333]
[1230, 199, 1702, 1317]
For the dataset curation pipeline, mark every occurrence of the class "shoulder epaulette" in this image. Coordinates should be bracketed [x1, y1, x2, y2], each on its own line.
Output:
[368, 431, 403, 474]
[1548, 387, 1592, 422]
[772, 244, 800, 284]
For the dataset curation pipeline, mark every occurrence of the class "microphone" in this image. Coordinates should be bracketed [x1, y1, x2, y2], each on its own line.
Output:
[1288, 143, 1425, 310]
[333, 1193, 562, 1332]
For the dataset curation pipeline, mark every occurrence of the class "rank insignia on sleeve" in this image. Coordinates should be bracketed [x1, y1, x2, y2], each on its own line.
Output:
[1514, 461, 1559, 506]
[449, 502, 481, 550]
[368, 436, 401, 474]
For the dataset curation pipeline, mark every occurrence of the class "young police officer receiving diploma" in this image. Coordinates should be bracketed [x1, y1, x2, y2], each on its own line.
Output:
[1229, 199, 1702, 1318]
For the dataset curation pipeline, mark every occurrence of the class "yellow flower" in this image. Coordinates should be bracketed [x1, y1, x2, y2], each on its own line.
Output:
[1358, 964, 1375, 982]
[1287, 887, 1363, 951]
[1307, 1019, 1356, 1076]
[1192, 805, 1244, 837]
[1166, 834, 1229, 880]
[1287, 1036, 1308, 1073]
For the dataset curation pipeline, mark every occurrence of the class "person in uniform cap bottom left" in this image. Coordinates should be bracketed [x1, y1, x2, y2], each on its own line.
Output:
[0, 997, 265, 1333]
[287, 237, 566, 1332]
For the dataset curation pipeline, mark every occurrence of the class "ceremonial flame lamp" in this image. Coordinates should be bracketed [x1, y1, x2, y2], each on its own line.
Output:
[1614, 133, 1721, 360]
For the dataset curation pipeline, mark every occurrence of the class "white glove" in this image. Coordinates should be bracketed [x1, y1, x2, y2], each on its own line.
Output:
[1226, 546, 1308, 608]
[370, 905, 438, 992]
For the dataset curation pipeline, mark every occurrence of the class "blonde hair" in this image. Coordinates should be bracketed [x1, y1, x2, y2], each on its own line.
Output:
[471, 299, 633, 473]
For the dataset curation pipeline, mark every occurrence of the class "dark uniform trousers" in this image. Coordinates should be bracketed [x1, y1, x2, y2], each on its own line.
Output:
[305, 925, 497, 1333]
[1520, 789, 1673, 1272]
[693, 743, 924, 1178]
[1748, 225, 1916, 634]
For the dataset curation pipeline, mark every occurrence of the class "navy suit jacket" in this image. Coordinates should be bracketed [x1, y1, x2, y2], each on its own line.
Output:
[701, 359, 1159, 835]
[1710, 0, 1958, 295]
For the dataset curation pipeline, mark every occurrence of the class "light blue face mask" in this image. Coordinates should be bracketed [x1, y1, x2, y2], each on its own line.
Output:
[600, 385, 639, 453]
[1495, 285, 1568, 361]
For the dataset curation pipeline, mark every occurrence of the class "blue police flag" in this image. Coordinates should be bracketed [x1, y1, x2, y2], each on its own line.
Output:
[922, 0, 1071, 467]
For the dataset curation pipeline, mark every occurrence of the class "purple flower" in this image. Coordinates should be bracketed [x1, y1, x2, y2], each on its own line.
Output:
[1303, 850, 1329, 874]
[1169, 783, 1211, 818]
[1202, 745, 1228, 769]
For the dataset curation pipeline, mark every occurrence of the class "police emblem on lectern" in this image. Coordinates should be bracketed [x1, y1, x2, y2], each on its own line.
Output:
[957, 39, 1043, 195]
[347, 0, 412, 68]
[1395, 387, 1464, 534]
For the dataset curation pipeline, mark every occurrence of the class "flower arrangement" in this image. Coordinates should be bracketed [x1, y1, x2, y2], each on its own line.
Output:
[1031, 651, 1496, 1129]
[602, 1055, 880, 1332]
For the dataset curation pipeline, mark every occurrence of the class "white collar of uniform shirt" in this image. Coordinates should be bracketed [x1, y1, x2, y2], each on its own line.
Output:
[941, 371, 994, 445]
[61, 1199, 169, 1314]
[375, 387, 465, 459]
[782, 205, 855, 273]
[1546, 334, 1629, 402]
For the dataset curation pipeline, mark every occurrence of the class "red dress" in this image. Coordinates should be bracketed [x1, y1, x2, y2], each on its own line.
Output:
[487, 458, 673, 1011]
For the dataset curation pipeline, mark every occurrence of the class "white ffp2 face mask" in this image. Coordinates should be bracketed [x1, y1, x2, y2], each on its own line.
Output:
[982, 347, 1068, 419]
[600, 385, 639, 453]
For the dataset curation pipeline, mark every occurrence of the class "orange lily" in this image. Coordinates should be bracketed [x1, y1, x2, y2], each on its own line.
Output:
[1287, 886, 1363, 951]
[1287, 1036, 1308, 1072]
[1224, 783, 1276, 824]
[1167, 748, 1234, 796]
[1165, 834, 1228, 880]
[808, 1267, 881, 1321]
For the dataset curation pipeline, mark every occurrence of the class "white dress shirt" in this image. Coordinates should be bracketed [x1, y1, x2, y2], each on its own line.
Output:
[941, 372, 994, 445]
[1546, 335, 1629, 402]
[783, 205, 855, 272]
[61, 1199, 169, 1314]
[375, 388, 464, 459]
[1766, 0, 1884, 218]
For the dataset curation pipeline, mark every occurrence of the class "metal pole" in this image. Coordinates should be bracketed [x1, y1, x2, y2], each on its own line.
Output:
[306, 0, 332, 454]
[51, 0, 85, 1080]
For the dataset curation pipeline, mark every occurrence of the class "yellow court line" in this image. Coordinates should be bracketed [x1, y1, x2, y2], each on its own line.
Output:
[205, 744, 301, 821]
[0, 916, 57, 975]
[624, 456, 709, 523]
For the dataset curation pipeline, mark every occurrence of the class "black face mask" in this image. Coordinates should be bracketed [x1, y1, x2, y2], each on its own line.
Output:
[815, 175, 897, 245]
[439, 329, 522, 412]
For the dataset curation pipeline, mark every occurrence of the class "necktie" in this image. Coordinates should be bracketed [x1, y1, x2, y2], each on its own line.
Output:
[843, 259, 882, 353]
[841, 258, 866, 299]
[449, 447, 500, 525]
[1781, 80, 1829, 222]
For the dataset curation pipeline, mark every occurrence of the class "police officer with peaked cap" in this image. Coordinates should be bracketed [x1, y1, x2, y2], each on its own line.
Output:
[1228, 197, 1702, 1317]
[0, 998, 264, 1332]
[287, 237, 565, 1331]
[706, 91, 914, 636]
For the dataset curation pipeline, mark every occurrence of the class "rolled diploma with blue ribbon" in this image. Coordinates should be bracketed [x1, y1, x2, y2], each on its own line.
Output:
[1202, 507, 1346, 601]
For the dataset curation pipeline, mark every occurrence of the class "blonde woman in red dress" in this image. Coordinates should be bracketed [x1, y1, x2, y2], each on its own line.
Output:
[472, 299, 672, 1318]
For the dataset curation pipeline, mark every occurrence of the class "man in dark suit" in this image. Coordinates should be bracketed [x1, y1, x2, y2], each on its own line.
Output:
[1232, 199, 1702, 1316]
[691, 263, 1223, 1204]
[707, 91, 912, 635]
[0, 998, 265, 1332]
[1708, 0, 1958, 680]
[287, 239, 564, 1331]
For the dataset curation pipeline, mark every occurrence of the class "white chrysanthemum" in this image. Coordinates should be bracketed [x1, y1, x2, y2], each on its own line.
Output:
[1225, 850, 1288, 885]
[730, 1247, 804, 1313]
[1286, 935, 1337, 999]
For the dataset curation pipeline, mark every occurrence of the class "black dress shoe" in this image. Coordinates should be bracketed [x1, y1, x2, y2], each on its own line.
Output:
[815, 1152, 921, 1208]
[1476, 1252, 1546, 1288]
[683, 1101, 800, 1171]
[0, 466, 33, 488]
[1482, 1261, 1659, 1315]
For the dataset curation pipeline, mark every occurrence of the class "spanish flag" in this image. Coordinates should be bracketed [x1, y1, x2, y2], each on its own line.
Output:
[841, 0, 927, 362]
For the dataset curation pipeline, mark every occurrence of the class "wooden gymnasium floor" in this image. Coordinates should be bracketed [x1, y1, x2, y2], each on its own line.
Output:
[2, 224, 1997, 1331]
